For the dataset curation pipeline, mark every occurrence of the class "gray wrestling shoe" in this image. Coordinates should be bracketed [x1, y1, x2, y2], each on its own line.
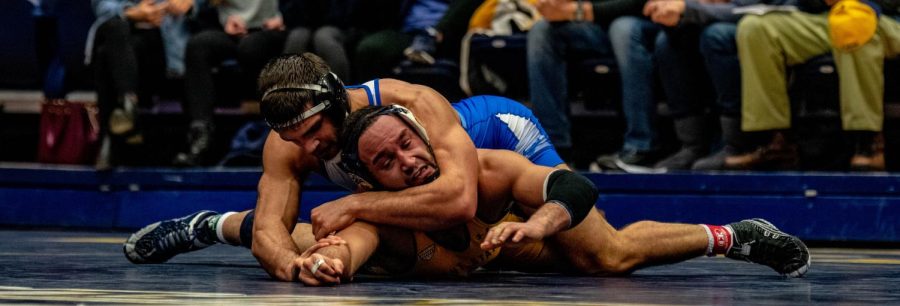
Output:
[726, 218, 811, 277]
[123, 210, 218, 264]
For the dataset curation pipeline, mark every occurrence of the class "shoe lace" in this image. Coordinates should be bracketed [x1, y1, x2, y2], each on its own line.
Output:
[736, 225, 803, 274]
[142, 220, 197, 258]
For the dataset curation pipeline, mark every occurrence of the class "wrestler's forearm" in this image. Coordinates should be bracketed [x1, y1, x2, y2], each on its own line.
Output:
[348, 174, 477, 231]
[526, 203, 571, 237]
[252, 220, 303, 281]
[317, 222, 379, 280]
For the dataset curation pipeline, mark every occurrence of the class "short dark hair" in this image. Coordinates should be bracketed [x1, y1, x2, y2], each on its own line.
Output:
[258, 53, 331, 128]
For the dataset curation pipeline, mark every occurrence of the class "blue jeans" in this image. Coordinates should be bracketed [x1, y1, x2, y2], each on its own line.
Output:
[698, 22, 740, 117]
[527, 20, 612, 149]
[655, 27, 714, 118]
[608, 16, 662, 152]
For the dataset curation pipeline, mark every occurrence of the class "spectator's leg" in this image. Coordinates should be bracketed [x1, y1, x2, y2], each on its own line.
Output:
[527, 20, 611, 160]
[694, 23, 743, 170]
[283, 27, 312, 55]
[92, 18, 138, 136]
[736, 12, 831, 132]
[607, 16, 663, 168]
[184, 30, 235, 124]
[237, 30, 287, 97]
[177, 30, 236, 167]
[130, 28, 166, 107]
[312, 26, 351, 81]
[731, 13, 832, 170]
[354, 30, 411, 81]
[840, 16, 900, 170]
[654, 29, 713, 170]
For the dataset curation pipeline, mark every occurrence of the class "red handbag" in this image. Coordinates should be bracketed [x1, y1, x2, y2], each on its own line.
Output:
[37, 99, 100, 164]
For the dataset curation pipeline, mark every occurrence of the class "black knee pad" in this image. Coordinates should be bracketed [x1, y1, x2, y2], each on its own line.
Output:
[239, 210, 255, 249]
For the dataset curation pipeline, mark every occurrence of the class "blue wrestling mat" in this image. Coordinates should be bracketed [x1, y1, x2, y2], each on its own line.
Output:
[0, 229, 898, 304]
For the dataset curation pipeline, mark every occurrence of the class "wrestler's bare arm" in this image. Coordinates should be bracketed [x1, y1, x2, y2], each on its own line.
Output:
[252, 132, 315, 281]
[478, 150, 573, 249]
[299, 222, 380, 286]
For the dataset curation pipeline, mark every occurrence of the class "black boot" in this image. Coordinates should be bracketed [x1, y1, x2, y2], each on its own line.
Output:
[173, 120, 214, 167]
[849, 131, 885, 171]
[655, 116, 710, 170]
[693, 116, 741, 170]
[724, 131, 798, 170]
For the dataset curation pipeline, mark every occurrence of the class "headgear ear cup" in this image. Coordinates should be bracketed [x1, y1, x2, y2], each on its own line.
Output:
[321, 72, 350, 127]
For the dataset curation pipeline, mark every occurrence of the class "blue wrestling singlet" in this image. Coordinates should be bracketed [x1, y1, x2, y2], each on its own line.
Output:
[347, 79, 564, 168]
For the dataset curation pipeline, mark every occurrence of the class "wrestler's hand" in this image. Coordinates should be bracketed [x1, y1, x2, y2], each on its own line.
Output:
[311, 200, 357, 240]
[480, 221, 547, 250]
[295, 243, 345, 286]
[317, 234, 347, 246]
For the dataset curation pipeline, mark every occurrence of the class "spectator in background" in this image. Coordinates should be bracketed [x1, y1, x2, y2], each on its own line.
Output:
[642, 0, 718, 171]
[734, 0, 900, 171]
[88, 0, 196, 169]
[353, 0, 482, 82]
[280, 0, 354, 81]
[529, 0, 660, 172]
[643, 0, 814, 170]
[174, 0, 286, 167]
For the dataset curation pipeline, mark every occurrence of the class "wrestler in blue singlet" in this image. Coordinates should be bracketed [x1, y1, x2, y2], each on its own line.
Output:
[347, 79, 564, 167]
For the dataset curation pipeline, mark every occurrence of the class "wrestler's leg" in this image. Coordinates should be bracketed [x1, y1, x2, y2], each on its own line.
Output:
[551, 208, 708, 275]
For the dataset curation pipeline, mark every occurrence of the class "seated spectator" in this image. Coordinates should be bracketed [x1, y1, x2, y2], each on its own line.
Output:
[734, 0, 900, 171]
[353, 0, 480, 82]
[281, 0, 354, 80]
[88, 0, 196, 169]
[640, 0, 752, 171]
[529, 0, 661, 171]
[175, 0, 286, 167]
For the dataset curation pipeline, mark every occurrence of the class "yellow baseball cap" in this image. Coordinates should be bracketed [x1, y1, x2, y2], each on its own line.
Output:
[829, 0, 880, 51]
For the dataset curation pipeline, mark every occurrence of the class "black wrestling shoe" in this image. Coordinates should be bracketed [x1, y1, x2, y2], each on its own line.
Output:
[726, 218, 810, 277]
[123, 210, 218, 264]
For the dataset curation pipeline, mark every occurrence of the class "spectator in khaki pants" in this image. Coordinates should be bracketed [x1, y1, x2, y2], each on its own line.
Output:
[734, 0, 900, 171]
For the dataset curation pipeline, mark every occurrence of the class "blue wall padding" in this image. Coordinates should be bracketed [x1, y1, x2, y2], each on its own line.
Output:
[1, 165, 899, 242]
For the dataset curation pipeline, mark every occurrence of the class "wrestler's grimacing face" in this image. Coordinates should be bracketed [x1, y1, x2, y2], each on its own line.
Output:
[357, 116, 436, 190]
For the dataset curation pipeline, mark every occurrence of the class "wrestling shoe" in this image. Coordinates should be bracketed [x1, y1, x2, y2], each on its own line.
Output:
[124, 210, 218, 264]
[726, 218, 810, 277]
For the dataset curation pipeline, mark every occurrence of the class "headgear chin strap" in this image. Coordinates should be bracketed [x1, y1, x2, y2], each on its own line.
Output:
[262, 72, 348, 130]
[340, 105, 433, 191]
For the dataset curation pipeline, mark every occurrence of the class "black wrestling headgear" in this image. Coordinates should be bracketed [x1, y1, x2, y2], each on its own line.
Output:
[261, 72, 349, 130]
